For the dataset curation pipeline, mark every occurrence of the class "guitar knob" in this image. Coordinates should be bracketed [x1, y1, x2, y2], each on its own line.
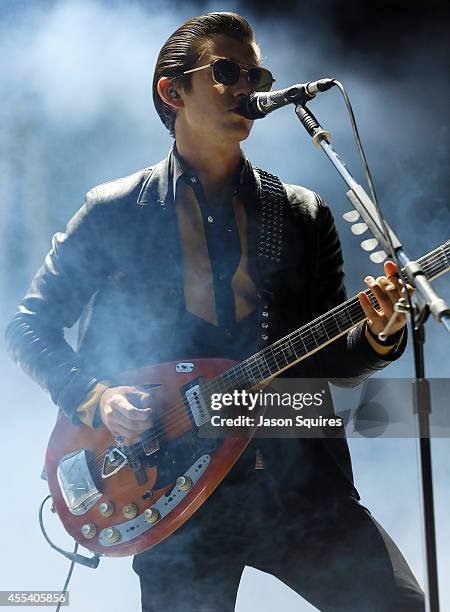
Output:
[99, 502, 114, 517]
[81, 523, 97, 539]
[104, 527, 121, 544]
[177, 476, 193, 492]
[143, 508, 160, 524]
[122, 503, 138, 519]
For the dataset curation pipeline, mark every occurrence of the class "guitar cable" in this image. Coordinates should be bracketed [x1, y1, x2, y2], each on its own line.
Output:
[39, 495, 101, 611]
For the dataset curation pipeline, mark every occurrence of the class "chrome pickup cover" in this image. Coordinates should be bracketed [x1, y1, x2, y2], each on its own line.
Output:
[57, 449, 102, 516]
[185, 384, 210, 427]
[99, 454, 210, 547]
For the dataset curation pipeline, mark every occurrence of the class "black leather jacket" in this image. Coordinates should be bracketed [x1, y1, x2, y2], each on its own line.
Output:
[5, 151, 406, 496]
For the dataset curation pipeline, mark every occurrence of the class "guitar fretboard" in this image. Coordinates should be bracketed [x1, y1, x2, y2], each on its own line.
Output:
[204, 239, 450, 396]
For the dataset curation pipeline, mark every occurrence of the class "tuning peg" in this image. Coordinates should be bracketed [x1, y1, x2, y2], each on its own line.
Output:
[370, 250, 387, 263]
[351, 223, 368, 235]
[361, 238, 379, 252]
[343, 210, 360, 222]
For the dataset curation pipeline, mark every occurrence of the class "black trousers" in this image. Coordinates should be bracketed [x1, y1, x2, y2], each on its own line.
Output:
[133, 466, 425, 612]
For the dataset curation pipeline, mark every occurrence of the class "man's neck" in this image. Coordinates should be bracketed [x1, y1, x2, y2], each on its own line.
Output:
[175, 136, 243, 197]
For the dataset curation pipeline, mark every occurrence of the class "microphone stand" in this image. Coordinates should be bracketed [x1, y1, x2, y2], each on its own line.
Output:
[293, 101, 450, 612]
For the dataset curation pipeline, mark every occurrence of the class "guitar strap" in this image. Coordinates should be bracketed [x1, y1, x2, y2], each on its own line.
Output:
[253, 167, 321, 351]
[253, 167, 290, 351]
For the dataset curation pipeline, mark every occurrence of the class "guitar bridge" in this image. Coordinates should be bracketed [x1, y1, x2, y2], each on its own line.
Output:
[101, 447, 128, 479]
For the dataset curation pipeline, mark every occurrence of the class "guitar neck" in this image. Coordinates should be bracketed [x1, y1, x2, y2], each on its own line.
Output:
[208, 239, 450, 395]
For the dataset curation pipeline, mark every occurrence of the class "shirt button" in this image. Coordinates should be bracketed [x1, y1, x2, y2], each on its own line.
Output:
[207, 215, 214, 223]
[190, 176, 197, 184]
[225, 329, 232, 337]
[218, 274, 225, 281]
[226, 227, 232, 233]
[233, 188, 239, 195]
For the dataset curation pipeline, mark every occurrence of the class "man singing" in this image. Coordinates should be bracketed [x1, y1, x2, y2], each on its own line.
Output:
[6, 12, 424, 612]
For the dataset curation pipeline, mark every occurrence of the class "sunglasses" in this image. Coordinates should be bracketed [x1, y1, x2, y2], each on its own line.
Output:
[176, 58, 275, 92]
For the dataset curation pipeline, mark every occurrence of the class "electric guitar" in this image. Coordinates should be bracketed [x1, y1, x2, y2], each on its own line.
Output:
[45, 239, 450, 556]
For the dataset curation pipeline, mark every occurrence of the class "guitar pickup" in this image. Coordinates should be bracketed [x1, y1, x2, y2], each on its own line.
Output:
[185, 382, 210, 427]
[141, 437, 160, 456]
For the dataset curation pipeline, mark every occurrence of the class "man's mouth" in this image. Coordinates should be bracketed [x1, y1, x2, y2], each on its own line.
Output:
[229, 106, 247, 117]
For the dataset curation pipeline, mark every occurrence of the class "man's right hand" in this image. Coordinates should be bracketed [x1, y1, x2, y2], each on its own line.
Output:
[98, 386, 153, 442]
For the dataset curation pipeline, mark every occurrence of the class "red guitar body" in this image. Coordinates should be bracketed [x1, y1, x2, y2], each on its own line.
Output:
[45, 358, 249, 557]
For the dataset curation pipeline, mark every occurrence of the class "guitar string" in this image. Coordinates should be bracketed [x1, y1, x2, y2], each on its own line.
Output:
[92, 296, 370, 474]
[93, 252, 446, 474]
[91, 293, 392, 475]
[92, 247, 449, 473]
[92, 248, 449, 472]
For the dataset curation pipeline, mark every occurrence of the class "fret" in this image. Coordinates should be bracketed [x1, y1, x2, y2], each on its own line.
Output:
[235, 365, 246, 388]
[245, 358, 259, 386]
[347, 304, 355, 324]
[248, 355, 264, 383]
[269, 345, 281, 370]
[335, 307, 353, 329]
[244, 364, 257, 386]
[440, 245, 449, 269]
[306, 325, 319, 348]
[421, 252, 435, 279]
[232, 367, 243, 387]
[221, 369, 238, 394]
[259, 351, 273, 378]
[312, 320, 329, 343]
[254, 355, 265, 381]
[296, 330, 309, 354]
[288, 336, 299, 360]
[332, 311, 342, 334]
[327, 313, 340, 337]
[279, 338, 297, 362]
[445, 243, 450, 263]
[278, 341, 292, 366]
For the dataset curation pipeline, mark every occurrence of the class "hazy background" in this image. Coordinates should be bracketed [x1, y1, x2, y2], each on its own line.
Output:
[0, 0, 449, 610]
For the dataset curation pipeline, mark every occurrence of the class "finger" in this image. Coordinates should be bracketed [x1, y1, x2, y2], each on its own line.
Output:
[376, 276, 401, 306]
[383, 260, 398, 278]
[358, 291, 379, 322]
[127, 390, 152, 409]
[109, 394, 153, 421]
[110, 408, 153, 431]
[365, 276, 393, 314]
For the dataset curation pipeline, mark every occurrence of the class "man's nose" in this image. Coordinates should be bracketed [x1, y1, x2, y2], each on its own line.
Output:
[232, 71, 254, 97]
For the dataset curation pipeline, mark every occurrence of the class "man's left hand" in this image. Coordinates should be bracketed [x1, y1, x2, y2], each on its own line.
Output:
[358, 261, 410, 338]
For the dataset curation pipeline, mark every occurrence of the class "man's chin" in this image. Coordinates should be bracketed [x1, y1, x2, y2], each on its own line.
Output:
[226, 115, 253, 141]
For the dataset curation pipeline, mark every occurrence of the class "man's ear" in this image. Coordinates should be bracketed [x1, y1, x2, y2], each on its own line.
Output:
[157, 77, 184, 109]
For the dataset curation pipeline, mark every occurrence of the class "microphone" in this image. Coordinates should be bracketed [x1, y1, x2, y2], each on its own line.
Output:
[239, 78, 335, 119]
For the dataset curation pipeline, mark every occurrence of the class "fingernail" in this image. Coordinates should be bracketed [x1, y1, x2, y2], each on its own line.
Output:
[365, 276, 373, 283]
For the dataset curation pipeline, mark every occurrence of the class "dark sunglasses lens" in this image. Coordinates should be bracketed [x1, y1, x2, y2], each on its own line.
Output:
[248, 67, 274, 92]
[213, 59, 241, 85]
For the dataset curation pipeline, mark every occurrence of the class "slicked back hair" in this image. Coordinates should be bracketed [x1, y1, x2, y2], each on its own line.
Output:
[153, 12, 257, 137]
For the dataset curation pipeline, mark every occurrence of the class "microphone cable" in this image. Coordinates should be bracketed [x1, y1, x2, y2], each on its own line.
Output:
[330, 79, 414, 330]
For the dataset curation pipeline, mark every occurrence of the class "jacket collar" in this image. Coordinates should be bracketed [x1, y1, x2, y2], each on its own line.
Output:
[137, 146, 256, 206]
[137, 151, 172, 206]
